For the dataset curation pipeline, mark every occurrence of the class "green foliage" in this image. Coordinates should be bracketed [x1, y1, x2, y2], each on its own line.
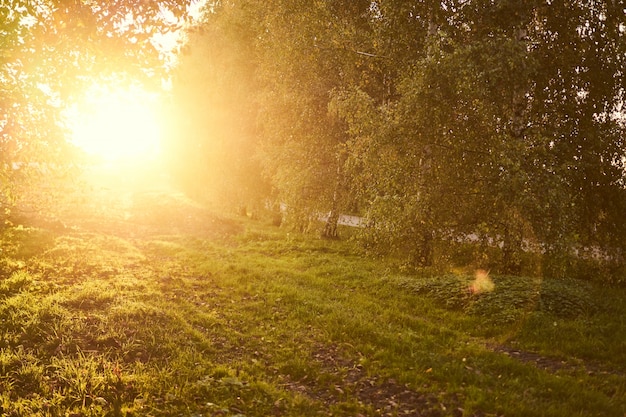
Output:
[167, 0, 381, 232]
[177, 1, 626, 280]
[165, 2, 271, 214]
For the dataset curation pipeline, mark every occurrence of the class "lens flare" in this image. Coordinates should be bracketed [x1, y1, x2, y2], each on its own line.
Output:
[469, 269, 495, 295]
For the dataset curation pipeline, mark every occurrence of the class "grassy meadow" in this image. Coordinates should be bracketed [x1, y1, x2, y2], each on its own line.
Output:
[0, 182, 625, 417]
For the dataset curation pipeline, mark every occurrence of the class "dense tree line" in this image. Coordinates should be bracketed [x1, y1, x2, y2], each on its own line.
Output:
[167, 0, 626, 280]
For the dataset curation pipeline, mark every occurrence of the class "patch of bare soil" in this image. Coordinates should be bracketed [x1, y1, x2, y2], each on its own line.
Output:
[491, 344, 574, 373]
[283, 344, 465, 417]
[491, 344, 623, 377]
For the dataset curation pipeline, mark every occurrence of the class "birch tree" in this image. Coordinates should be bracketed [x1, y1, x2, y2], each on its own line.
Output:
[335, 0, 626, 276]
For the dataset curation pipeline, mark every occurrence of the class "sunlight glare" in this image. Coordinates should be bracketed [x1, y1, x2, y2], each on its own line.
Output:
[469, 269, 495, 295]
[69, 84, 162, 162]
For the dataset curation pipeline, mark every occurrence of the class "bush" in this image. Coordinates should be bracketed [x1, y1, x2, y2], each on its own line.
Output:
[396, 274, 599, 325]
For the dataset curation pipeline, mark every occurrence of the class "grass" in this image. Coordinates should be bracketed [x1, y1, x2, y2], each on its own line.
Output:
[0, 186, 625, 416]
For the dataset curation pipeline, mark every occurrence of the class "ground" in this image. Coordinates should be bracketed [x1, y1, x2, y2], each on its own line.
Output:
[0, 164, 624, 416]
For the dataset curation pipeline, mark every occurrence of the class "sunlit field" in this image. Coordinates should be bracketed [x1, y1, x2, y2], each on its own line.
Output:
[1, 183, 625, 416]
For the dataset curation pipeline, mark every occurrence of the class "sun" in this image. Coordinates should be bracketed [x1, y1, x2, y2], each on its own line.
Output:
[69, 84, 162, 162]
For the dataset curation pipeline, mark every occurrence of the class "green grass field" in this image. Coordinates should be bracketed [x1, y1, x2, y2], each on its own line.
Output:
[1, 185, 625, 416]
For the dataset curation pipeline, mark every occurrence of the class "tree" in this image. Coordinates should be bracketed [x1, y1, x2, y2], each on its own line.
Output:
[254, 0, 372, 236]
[334, 1, 626, 275]
[162, 0, 626, 279]
[164, 1, 271, 215]
[168, 0, 375, 235]
[528, 0, 626, 275]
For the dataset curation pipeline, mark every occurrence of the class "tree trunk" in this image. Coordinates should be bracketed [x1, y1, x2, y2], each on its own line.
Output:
[502, 223, 523, 275]
[322, 187, 340, 239]
[501, 20, 532, 276]
[418, 228, 434, 267]
[321, 161, 345, 239]
[322, 208, 339, 239]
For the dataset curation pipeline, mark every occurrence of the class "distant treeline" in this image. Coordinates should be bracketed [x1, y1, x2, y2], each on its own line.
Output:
[165, 0, 626, 283]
